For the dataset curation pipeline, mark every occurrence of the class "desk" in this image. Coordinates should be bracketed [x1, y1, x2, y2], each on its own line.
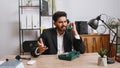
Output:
[0, 53, 119, 68]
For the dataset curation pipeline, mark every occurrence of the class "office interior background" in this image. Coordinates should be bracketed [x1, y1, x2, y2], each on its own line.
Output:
[0, 0, 120, 56]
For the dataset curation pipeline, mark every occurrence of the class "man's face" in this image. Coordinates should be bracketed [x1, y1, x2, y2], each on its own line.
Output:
[54, 16, 67, 32]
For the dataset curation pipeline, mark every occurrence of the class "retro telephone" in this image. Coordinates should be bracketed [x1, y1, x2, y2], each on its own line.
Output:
[58, 51, 80, 61]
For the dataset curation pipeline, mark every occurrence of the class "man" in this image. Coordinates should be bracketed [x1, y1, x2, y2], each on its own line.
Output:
[37, 11, 85, 55]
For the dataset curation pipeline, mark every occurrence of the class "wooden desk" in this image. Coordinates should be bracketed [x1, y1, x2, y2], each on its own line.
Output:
[0, 53, 119, 68]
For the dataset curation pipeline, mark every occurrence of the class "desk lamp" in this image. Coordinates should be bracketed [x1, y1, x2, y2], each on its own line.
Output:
[88, 14, 117, 64]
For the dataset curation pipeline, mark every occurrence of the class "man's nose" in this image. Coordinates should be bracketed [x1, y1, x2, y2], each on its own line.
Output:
[62, 22, 67, 26]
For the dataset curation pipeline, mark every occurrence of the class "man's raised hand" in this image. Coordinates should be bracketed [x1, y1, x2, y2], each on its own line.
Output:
[38, 38, 48, 53]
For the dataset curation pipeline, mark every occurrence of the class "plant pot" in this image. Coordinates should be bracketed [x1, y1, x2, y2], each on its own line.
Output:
[98, 57, 107, 66]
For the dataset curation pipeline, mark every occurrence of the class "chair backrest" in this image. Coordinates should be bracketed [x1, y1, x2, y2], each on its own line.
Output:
[22, 40, 37, 52]
[75, 21, 88, 35]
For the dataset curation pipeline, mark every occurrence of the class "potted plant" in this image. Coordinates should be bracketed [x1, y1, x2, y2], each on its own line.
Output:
[106, 17, 119, 35]
[26, 0, 32, 6]
[106, 17, 119, 29]
[97, 49, 107, 66]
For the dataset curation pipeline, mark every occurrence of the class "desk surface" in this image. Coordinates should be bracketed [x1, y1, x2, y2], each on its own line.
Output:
[0, 53, 119, 68]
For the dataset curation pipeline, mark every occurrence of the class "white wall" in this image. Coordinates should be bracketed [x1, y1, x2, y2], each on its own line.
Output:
[0, 0, 19, 56]
[56, 0, 120, 21]
[0, 0, 119, 56]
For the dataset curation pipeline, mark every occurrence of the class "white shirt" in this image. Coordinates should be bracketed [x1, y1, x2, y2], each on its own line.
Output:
[57, 31, 80, 55]
[57, 32, 64, 55]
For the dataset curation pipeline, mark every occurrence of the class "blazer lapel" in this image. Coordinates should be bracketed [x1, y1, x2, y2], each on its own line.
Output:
[52, 29, 57, 51]
[63, 30, 72, 52]
[63, 31, 68, 52]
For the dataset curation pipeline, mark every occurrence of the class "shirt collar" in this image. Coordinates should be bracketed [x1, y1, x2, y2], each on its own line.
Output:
[57, 30, 65, 36]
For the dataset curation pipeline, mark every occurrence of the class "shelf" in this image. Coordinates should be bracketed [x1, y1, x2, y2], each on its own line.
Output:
[20, 28, 40, 30]
[41, 15, 52, 16]
[19, 0, 41, 55]
[19, 0, 53, 55]
[19, 6, 39, 9]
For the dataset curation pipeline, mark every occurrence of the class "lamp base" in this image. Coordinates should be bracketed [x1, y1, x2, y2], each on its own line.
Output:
[107, 57, 115, 64]
[115, 56, 120, 62]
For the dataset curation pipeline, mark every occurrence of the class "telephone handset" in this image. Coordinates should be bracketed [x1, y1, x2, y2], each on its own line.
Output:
[67, 19, 72, 30]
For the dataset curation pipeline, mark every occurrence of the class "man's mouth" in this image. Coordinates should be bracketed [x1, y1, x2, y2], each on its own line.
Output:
[61, 26, 66, 30]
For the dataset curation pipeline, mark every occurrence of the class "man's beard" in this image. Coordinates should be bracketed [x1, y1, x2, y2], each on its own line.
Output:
[57, 26, 67, 32]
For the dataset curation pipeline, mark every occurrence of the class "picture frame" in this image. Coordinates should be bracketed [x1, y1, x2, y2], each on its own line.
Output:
[41, 0, 52, 16]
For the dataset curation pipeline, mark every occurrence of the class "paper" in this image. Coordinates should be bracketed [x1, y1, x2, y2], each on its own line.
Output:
[41, 16, 52, 33]
[20, 14, 27, 29]
[26, 14, 32, 29]
[0, 61, 5, 65]
[32, 14, 39, 29]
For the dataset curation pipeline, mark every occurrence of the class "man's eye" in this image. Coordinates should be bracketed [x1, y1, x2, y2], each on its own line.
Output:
[64, 21, 67, 23]
[58, 21, 67, 23]
[58, 21, 63, 23]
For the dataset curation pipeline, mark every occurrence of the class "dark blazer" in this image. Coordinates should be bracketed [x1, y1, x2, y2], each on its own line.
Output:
[38, 28, 85, 54]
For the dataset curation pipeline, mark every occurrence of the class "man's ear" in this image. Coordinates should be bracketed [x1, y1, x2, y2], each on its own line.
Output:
[67, 19, 70, 24]
[53, 22, 56, 26]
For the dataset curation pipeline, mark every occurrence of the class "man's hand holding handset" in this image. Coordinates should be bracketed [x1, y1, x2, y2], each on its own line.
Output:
[67, 22, 80, 39]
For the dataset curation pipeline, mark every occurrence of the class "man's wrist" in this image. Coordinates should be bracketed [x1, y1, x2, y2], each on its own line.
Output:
[72, 29, 78, 35]
[35, 47, 41, 55]
[75, 35, 80, 39]
[30, 47, 40, 57]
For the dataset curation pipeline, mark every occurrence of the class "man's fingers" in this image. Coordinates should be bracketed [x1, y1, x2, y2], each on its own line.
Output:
[38, 42, 48, 50]
[38, 41, 44, 47]
[40, 38, 44, 45]
[39, 46, 48, 53]
[38, 38, 48, 53]
[38, 41, 42, 47]
[43, 46, 48, 50]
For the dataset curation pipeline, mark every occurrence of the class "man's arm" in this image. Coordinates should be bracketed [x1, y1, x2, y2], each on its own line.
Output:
[73, 36, 85, 54]
[69, 22, 85, 54]
[30, 38, 48, 57]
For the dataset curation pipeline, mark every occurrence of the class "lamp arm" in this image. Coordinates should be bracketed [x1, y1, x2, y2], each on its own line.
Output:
[100, 19, 117, 57]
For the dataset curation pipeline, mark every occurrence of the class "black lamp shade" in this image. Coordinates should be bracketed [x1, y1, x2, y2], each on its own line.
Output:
[88, 18, 99, 29]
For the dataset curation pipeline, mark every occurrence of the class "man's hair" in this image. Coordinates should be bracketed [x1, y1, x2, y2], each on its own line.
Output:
[52, 11, 67, 22]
